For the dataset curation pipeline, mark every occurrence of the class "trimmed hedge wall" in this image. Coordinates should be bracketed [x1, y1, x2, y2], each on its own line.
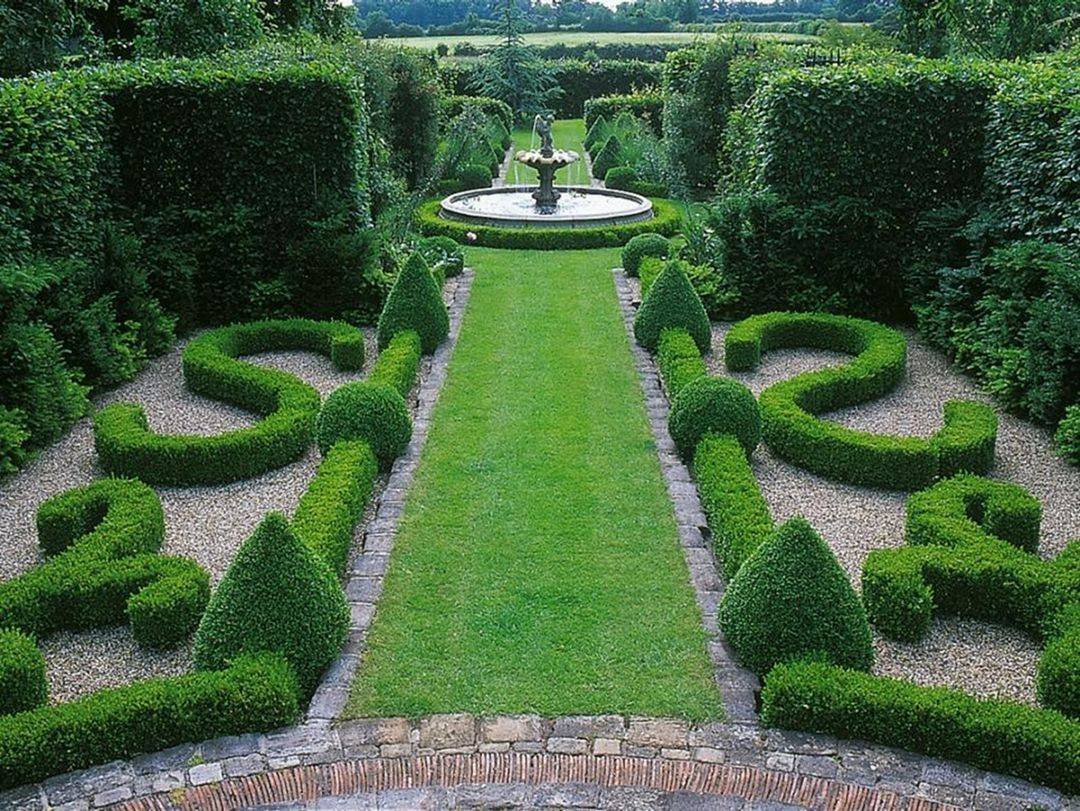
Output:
[725, 312, 998, 490]
[761, 659, 1080, 795]
[0, 653, 299, 791]
[584, 93, 664, 135]
[415, 198, 682, 249]
[94, 319, 364, 486]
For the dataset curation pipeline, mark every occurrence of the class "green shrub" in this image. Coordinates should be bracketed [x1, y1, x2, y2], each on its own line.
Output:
[317, 381, 412, 470]
[604, 166, 637, 190]
[94, 319, 364, 486]
[621, 233, 669, 278]
[1057, 406, 1080, 466]
[584, 93, 664, 135]
[0, 406, 29, 477]
[283, 229, 385, 323]
[669, 376, 761, 461]
[377, 253, 450, 354]
[368, 330, 422, 399]
[459, 162, 493, 190]
[0, 478, 209, 649]
[0, 652, 299, 791]
[719, 517, 874, 676]
[1039, 614, 1080, 720]
[761, 659, 1080, 795]
[639, 256, 664, 297]
[694, 433, 775, 581]
[418, 236, 465, 278]
[193, 513, 349, 696]
[416, 197, 682, 249]
[583, 114, 610, 153]
[592, 135, 625, 181]
[726, 312, 998, 490]
[0, 630, 47, 716]
[441, 95, 513, 131]
[656, 328, 706, 399]
[634, 260, 711, 353]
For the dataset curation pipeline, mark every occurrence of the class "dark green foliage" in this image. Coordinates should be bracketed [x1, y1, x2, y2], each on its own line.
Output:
[95, 319, 363, 486]
[583, 114, 609, 153]
[419, 236, 465, 278]
[694, 433, 776, 581]
[416, 197, 683, 249]
[656, 328, 706, 399]
[368, 331, 423, 399]
[1057, 406, 1080, 466]
[669, 376, 761, 461]
[584, 93, 664, 135]
[193, 513, 349, 696]
[0, 407, 28, 477]
[605, 166, 637, 190]
[0, 631, 47, 716]
[719, 517, 874, 676]
[591, 135, 625, 182]
[1038, 612, 1080, 720]
[283, 229, 385, 323]
[441, 95, 513, 131]
[317, 382, 412, 470]
[377, 253, 450, 354]
[459, 163, 494, 190]
[621, 233, 670, 278]
[0, 478, 209, 649]
[726, 312, 998, 490]
[761, 659, 1080, 795]
[0, 653, 300, 791]
[293, 441, 379, 576]
[633, 260, 711, 353]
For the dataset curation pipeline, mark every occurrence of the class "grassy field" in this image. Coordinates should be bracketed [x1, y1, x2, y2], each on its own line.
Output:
[383, 29, 819, 53]
[345, 247, 722, 720]
[509, 119, 590, 186]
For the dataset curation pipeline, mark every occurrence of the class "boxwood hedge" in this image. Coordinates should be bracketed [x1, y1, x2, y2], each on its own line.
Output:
[94, 319, 365, 486]
[0, 630, 47, 717]
[367, 330, 423, 399]
[634, 260, 711, 354]
[621, 233, 670, 278]
[669, 376, 761, 461]
[377, 254, 449, 354]
[656, 328, 707, 399]
[726, 312, 998, 490]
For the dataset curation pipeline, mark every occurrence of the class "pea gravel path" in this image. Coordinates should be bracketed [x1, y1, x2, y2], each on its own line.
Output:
[701, 321, 1079, 706]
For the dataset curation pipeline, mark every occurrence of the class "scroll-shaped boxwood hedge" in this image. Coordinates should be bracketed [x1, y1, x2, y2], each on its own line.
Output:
[0, 652, 299, 791]
[0, 478, 209, 650]
[94, 319, 365, 486]
[415, 198, 682, 249]
[761, 659, 1080, 795]
[725, 312, 998, 490]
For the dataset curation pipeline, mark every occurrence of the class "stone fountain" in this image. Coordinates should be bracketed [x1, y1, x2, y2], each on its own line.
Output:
[440, 113, 653, 229]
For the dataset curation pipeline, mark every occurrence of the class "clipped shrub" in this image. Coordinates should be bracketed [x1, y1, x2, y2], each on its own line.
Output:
[459, 162, 493, 190]
[419, 235, 465, 278]
[761, 659, 1080, 795]
[634, 260, 711, 353]
[605, 165, 638, 191]
[726, 312, 998, 490]
[377, 253, 450, 354]
[719, 517, 874, 676]
[694, 433, 775, 580]
[592, 135, 625, 181]
[193, 513, 349, 696]
[1039, 614, 1080, 719]
[367, 330, 422, 399]
[317, 381, 412, 470]
[94, 319, 363, 486]
[656, 328, 706, 399]
[0, 630, 47, 716]
[1056, 405, 1080, 466]
[0, 653, 299, 791]
[669, 376, 761, 461]
[621, 232, 669, 278]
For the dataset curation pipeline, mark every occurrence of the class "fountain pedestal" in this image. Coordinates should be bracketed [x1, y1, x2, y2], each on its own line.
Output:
[514, 148, 579, 216]
[532, 162, 561, 214]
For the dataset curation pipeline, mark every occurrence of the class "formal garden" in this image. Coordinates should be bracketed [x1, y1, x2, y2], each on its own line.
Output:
[0, 1, 1076, 808]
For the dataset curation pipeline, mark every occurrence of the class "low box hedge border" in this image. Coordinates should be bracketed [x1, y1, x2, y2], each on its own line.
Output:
[415, 198, 682, 249]
[725, 312, 999, 491]
[657, 328, 707, 400]
[367, 330, 422, 399]
[761, 659, 1080, 795]
[93, 319, 366, 487]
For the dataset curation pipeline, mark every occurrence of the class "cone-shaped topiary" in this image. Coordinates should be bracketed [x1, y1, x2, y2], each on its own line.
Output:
[719, 517, 874, 676]
[378, 252, 450, 354]
[669, 375, 761, 460]
[317, 381, 412, 470]
[592, 135, 625, 181]
[584, 114, 609, 152]
[0, 629, 47, 715]
[193, 513, 348, 696]
[634, 260, 711, 353]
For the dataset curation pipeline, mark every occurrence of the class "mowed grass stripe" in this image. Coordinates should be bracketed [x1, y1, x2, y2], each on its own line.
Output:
[345, 247, 721, 720]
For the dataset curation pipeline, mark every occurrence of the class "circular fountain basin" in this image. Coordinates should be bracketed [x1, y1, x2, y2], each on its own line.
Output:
[440, 186, 654, 229]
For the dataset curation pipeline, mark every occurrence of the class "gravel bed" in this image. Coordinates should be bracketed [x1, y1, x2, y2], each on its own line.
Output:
[0, 277, 462, 703]
[701, 320, 1079, 705]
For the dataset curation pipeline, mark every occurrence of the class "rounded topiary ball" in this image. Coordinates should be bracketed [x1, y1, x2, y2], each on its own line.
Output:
[622, 233, 669, 277]
[0, 629, 47, 715]
[669, 375, 760, 460]
[317, 381, 412, 469]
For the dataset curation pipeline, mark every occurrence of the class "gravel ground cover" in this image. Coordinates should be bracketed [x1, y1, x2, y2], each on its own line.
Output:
[0, 282, 458, 704]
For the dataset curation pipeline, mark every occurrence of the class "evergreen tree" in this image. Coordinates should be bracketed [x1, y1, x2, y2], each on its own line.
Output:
[471, 0, 560, 120]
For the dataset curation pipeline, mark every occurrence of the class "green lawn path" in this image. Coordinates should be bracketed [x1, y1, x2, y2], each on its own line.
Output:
[345, 247, 722, 720]
[510, 118, 591, 187]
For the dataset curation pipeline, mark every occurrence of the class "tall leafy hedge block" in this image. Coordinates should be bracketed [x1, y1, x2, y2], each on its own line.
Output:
[719, 517, 873, 676]
[634, 261, 711, 353]
[377, 253, 449, 354]
[193, 513, 349, 695]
